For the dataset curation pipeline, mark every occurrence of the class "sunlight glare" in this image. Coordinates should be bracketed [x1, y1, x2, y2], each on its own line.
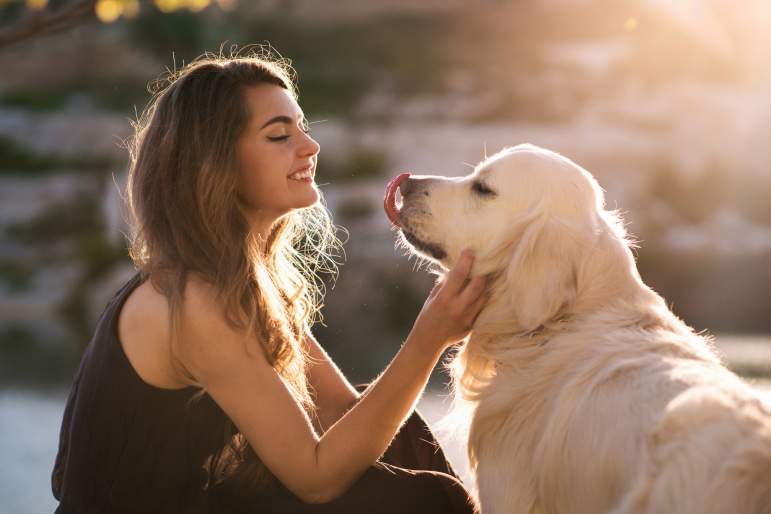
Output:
[646, 0, 733, 58]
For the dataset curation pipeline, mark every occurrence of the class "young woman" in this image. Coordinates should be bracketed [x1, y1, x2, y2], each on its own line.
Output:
[52, 53, 486, 513]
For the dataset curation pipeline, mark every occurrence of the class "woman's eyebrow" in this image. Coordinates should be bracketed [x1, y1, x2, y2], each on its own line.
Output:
[259, 114, 304, 130]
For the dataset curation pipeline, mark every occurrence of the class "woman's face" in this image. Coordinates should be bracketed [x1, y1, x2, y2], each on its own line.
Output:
[237, 84, 320, 234]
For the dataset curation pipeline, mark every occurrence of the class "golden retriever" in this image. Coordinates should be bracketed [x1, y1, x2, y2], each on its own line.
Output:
[385, 144, 771, 514]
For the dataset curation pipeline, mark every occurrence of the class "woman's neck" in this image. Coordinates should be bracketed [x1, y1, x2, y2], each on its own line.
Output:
[244, 212, 276, 254]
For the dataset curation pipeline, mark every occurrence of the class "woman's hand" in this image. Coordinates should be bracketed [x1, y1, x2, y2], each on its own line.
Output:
[409, 248, 487, 355]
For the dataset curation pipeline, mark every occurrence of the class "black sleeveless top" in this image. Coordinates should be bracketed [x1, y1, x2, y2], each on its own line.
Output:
[52, 274, 232, 514]
[52, 274, 477, 514]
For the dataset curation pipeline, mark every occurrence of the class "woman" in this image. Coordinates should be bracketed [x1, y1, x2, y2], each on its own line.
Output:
[52, 52, 486, 513]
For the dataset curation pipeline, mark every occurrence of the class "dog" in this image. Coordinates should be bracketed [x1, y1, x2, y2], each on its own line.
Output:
[384, 144, 771, 513]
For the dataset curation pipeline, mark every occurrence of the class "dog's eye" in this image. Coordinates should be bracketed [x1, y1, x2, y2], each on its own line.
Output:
[473, 181, 496, 197]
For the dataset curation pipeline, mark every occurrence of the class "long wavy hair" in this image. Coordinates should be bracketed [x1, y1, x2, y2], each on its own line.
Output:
[126, 49, 341, 499]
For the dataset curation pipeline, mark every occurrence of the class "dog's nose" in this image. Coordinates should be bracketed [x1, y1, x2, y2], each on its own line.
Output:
[399, 177, 415, 196]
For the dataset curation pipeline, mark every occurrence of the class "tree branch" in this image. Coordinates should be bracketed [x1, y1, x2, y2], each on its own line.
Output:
[0, 0, 99, 50]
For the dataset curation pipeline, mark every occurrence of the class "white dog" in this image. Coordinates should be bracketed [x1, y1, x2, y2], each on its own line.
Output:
[384, 144, 771, 514]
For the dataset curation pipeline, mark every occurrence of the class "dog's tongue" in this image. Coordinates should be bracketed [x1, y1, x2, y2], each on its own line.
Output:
[384, 173, 411, 228]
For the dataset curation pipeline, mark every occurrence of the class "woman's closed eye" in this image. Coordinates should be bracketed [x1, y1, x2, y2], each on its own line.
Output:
[266, 122, 309, 142]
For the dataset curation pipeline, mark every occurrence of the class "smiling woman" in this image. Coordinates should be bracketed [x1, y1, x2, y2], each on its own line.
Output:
[236, 85, 321, 234]
[50, 50, 484, 513]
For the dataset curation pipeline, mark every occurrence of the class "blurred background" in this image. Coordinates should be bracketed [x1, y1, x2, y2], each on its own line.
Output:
[1, 0, 770, 511]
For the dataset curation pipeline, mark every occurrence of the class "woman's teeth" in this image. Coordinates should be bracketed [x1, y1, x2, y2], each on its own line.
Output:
[289, 170, 312, 180]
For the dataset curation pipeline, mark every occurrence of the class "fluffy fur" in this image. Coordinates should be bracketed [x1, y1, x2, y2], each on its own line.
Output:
[397, 144, 771, 514]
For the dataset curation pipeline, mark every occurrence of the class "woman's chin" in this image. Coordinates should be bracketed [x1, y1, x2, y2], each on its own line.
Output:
[295, 189, 320, 210]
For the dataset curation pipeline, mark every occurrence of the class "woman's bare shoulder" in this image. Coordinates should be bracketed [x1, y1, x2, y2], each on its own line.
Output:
[178, 275, 268, 379]
[117, 273, 264, 389]
[118, 278, 189, 389]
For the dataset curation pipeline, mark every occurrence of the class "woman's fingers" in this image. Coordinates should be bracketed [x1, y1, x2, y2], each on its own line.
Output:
[440, 249, 475, 298]
[410, 250, 489, 351]
[458, 276, 486, 306]
[453, 276, 487, 330]
[466, 285, 489, 326]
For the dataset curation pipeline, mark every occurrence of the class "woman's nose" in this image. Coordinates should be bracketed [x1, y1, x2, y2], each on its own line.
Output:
[300, 132, 320, 157]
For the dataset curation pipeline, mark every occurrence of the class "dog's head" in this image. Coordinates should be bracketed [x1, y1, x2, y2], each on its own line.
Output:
[388, 144, 633, 332]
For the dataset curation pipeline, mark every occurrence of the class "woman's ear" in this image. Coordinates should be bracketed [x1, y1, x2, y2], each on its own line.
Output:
[504, 217, 583, 333]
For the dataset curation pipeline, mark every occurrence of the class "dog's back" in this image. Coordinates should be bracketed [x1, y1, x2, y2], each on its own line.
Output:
[614, 378, 771, 514]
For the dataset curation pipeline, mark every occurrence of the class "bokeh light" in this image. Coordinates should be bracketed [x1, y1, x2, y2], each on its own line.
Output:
[25, 0, 47, 9]
[95, 0, 123, 23]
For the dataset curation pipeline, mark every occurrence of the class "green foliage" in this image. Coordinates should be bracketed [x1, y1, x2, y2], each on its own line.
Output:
[343, 149, 386, 179]
[65, 237, 131, 344]
[126, 12, 450, 116]
[0, 138, 115, 174]
[7, 193, 103, 244]
[0, 263, 35, 292]
[240, 15, 448, 116]
[320, 149, 386, 183]
[0, 326, 78, 383]
[0, 138, 57, 173]
[0, 1, 29, 35]
[79, 82, 151, 112]
[2, 88, 68, 110]
[336, 198, 374, 220]
[384, 280, 425, 336]
[4, 192, 131, 344]
[2, 83, 150, 113]
[129, 9, 206, 62]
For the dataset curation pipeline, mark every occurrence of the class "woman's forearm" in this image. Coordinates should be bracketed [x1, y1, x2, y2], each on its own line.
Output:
[285, 250, 486, 503]
[298, 250, 485, 503]
[304, 333, 444, 502]
[305, 334, 360, 433]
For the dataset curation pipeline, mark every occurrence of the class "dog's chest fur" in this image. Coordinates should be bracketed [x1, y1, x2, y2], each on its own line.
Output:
[462, 321, 744, 514]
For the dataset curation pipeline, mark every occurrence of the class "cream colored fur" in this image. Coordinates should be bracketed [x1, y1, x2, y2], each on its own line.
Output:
[397, 144, 771, 514]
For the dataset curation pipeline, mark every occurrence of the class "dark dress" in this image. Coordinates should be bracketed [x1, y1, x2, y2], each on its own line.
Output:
[52, 274, 476, 513]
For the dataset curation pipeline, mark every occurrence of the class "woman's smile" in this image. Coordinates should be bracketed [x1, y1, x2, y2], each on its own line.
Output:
[288, 164, 314, 182]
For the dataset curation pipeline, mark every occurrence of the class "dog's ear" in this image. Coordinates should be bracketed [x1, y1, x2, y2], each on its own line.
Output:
[504, 216, 584, 333]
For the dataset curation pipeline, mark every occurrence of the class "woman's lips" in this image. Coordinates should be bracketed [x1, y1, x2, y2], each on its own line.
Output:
[383, 173, 411, 228]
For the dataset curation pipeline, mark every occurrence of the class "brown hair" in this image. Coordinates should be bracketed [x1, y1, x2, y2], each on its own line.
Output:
[126, 49, 340, 499]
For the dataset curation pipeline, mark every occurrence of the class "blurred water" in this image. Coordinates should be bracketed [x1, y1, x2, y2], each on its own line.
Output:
[3, 335, 771, 512]
[0, 388, 67, 514]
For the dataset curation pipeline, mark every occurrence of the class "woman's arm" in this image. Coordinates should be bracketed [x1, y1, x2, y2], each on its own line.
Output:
[179, 250, 486, 504]
[304, 332, 359, 433]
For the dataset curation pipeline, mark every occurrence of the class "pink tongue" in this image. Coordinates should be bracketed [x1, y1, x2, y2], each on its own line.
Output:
[384, 173, 411, 228]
